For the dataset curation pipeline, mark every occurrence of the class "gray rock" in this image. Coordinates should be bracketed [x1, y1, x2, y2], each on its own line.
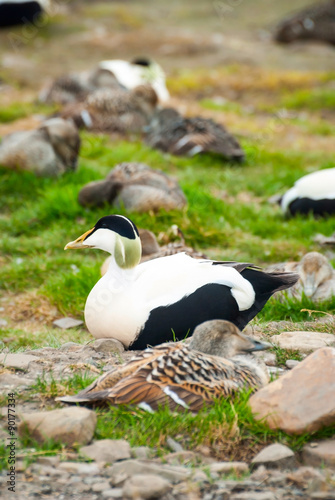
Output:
[0, 319, 8, 328]
[122, 474, 171, 499]
[80, 439, 131, 464]
[92, 481, 112, 492]
[303, 440, 335, 468]
[271, 331, 335, 353]
[53, 317, 84, 329]
[18, 407, 96, 446]
[250, 348, 335, 434]
[57, 462, 101, 475]
[91, 338, 125, 354]
[166, 436, 184, 452]
[251, 443, 297, 470]
[0, 353, 38, 370]
[286, 359, 300, 369]
[102, 489, 123, 498]
[209, 461, 249, 474]
[0, 373, 34, 388]
[131, 446, 152, 460]
[230, 493, 277, 500]
[110, 459, 191, 483]
[59, 342, 82, 352]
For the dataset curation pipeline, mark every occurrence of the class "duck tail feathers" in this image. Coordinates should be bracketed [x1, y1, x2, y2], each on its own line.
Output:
[266, 271, 300, 292]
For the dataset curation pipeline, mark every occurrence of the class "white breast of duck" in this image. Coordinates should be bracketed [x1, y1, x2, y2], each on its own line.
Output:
[98, 59, 170, 102]
[65, 215, 298, 350]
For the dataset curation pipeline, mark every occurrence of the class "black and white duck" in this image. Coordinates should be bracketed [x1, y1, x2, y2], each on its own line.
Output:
[64, 214, 298, 350]
[280, 168, 335, 217]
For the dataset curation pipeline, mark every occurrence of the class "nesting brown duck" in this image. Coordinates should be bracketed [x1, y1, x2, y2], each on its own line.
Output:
[57, 320, 269, 412]
[0, 118, 80, 177]
[78, 162, 187, 213]
[145, 108, 245, 162]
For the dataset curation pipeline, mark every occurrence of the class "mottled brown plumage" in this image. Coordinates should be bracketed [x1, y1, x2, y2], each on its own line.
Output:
[78, 162, 187, 212]
[57, 320, 269, 412]
[274, 0, 335, 46]
[145, 108, 245, 162]
[60, 85, 158, 134]
[0, 118, 80, 177]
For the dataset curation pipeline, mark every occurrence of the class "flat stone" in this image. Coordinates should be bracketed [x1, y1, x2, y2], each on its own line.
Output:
[80, 439, 131, 464]
[230, 493, 277, 500]
[92, 481, 112, 492]
[166, 436, 184, 452]
[286, 359, 300, 369]
[122, 474, 171, 499]
[18, 407, 96, 446]
[102, 489, 123, 499]
[251, 443, 297, 470]
[91, 338, 124, 354]
[0, 319, 8, 327]
[209, 461, 249, 474]
[110, 459, 191, 483]
[287, 466, 325, 487]
[303, 440, 335, 468]
[131, 446, 152, 459]
[53, 317, 84, 329]
[271, 331, 335, 353]
[0, 353, 37, 370]
[0, 373, 34, 388]
[250, 348, 335, 434]
[57, 462, 101, 475]
[59, 342, 82, 352]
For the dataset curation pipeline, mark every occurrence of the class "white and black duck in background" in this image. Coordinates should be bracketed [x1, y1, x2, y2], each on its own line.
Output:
[57, 320, 270, 412]
[145, 108, 245, 162]
[280, 168, 335, 217]
[0, 0, 49, 28]
[65, 214, 299, 350]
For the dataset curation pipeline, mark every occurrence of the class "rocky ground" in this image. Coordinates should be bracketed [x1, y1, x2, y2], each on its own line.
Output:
[0, 319, 335, 499]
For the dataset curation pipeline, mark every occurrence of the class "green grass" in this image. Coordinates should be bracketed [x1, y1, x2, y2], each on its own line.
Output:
[281, 88, 335, 111]
[0, 102, 56, 124]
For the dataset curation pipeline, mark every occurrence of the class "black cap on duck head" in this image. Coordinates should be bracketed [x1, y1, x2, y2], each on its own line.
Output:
[64, 215, 141, 269]
[132, 57, 151, 67]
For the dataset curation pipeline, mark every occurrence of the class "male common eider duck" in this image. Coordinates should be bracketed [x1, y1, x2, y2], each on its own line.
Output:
[145, 108, 245, 162]
[57, 320, 270, 411]
[280, 168, 335, 217]
[65, 214, 298, 350]
[98, 58, 170, 102]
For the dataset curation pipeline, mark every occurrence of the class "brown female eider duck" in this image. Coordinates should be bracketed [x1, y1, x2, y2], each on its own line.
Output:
[57, 320, 270, 412]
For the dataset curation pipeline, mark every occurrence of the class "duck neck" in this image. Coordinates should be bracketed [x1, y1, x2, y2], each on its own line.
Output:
[113, 233, 142, 270]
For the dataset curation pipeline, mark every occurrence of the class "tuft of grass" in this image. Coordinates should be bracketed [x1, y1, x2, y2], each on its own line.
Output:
[270, 346, 304, 367]
[0, 101, 57, 123]
[258, 294, 335, 323]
